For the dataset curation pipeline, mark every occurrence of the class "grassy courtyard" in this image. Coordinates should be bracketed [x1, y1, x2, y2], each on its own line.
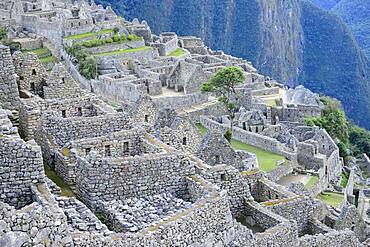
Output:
[231, 140, 286, 172]
[169, 48, 186, 57]
[304, 175, 319, 189]
[94, 46, 152, 57]
[44, 164, 74, 197]
[317, 191, 344, 208]
[64, 29, 114, 40]
[195, 124, 286, 172]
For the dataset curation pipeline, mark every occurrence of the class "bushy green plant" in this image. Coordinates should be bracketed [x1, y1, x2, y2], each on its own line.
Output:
[65, 43, 97, 79]
[200, 66, 245, 140]
[120, 34, 127, 42]
[104, 38, 113, 44]
[113, 35, 120, 42]
[304, 96, 370, 159]
[127, 34, 140, 41]
[79, 56, 97, 80]
[0, 25, 7, 40]
[1, 39, 21, 53]
[224, 129, 232, 143]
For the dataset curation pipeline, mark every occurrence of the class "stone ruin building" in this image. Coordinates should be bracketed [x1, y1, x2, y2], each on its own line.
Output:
[0, 0, 369, 246]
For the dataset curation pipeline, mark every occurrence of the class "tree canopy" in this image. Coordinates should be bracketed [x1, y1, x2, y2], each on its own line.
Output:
[200, 66, 245, 141]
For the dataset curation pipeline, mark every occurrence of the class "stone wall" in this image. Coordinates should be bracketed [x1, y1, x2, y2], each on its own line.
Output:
[40, 113, 131, 147]
[84, 40, 145, 55]
[197, 130, 257, 171]
[152, 92, 208, 110]
[299, 230, 362, 247]
[12, 51, 48, 96]
[200, 116, 296, 161]
[0, 45, 20, 110]
[262, 197, 323, 235]
[76, 151, 195, 209]
[255, 178, 296, 203]
[43, 63, 84, 99]
[95, 48, 159, 64]
[0, 111, 45, 208]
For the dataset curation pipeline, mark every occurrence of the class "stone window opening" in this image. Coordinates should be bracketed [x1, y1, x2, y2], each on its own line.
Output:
[19, 76, 24, 80]
[62, 110, 66, 118]
[77, 107, 82, 116]
[123, 141, 129, 153]
[215, 155, 220, 164]
[105, 145, 111, 157]
[85, 147, 91, 155]
[182, 137, 187, 146]
[243, 122, 247, 130]
[62, 77, 65, 84]
[144, 115, 149, 123]
[30, 82, 35, 91]
[220, 174, 226, 181]
[19, 62, 22, 67]
[32, 69, 37, 75]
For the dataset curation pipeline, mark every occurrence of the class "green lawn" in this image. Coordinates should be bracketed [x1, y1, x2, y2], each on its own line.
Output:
[39, 55, 57, 63]
[64, 29, 114, 40]
[94, 46, 152, 57]
[318, 192, 344, 208]
[305, 175, 319, 189]
[264, 99, 277, 107]
[169, 48, 186, 57]
[231, 140, 286, 172]
[44, 165, 74, 197]
[196, 123, 208, 136]
[195, 123, 285, 172]
[341, 172, 350, 188]
[23, 47, 50, 56]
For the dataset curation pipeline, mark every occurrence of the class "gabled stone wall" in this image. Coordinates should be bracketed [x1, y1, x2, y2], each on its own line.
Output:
[0, 45, 20, 110]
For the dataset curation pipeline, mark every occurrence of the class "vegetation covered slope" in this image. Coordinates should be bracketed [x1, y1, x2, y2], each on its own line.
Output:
[95, 0, 370, 129]
[309, 0, 340, 10]
[299, 0, 370, 129]
[333, 0, 370, 59]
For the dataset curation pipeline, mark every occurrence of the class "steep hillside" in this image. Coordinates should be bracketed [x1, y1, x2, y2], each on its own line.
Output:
[299, 0, 370, 128]
[309, 0, 339, 10]
[95, 0, 370, 129]
[333, 0, 370, 59]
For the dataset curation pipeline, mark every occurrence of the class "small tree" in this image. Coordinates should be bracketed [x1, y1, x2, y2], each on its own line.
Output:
[200, 66, 245, 141]
[0, 25, 7, 41]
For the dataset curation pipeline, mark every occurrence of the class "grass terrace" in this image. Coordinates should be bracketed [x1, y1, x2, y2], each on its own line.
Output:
[44, 164, 74, 197]
[64, 29, 114, 40]
[23, 47, 50, 57]
[304, 175, 319, 189]
[317, 191, 344, 208]
[169, 48, 186, 57]
[196, 123, 208, 136]
[93, 46, 152, 57]
[231, 140, 286, 172]
[39, 55, 58, 63]
[196, 124, 286, 172]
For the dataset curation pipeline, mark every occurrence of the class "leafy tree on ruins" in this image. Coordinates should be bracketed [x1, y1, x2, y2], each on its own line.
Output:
[0, 25, 7, 40]
[200, 66, 245, 142]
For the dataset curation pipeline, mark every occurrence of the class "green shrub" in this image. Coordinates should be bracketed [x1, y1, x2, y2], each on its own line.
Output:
[127, 34, 140, 41]
[104, 38, 113, 44]
[120, 35, 127, 42]
[0, 25, 7, 40]
[113, 35, 120, 42]
[224, 129, 232, 143]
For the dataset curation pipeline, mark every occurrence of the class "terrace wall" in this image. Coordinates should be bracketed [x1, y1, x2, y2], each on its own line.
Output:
[76, 152, 195, 209]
